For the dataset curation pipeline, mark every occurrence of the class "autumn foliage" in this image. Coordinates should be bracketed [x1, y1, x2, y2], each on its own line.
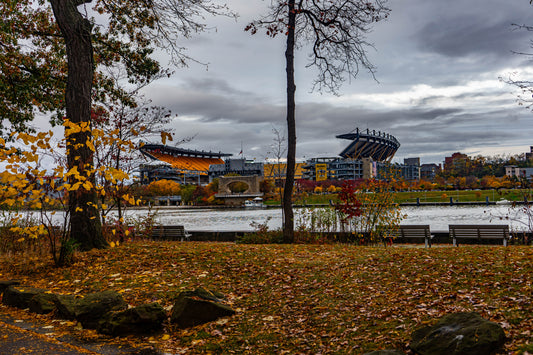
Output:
[335, 179, 404, 242]
[148, 179, 181, 196]
[0, 122, 143, 265]
[0, 242, 530, 353]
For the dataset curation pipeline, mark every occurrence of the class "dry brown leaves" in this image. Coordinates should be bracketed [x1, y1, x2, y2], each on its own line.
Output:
[0, 242, 531, 354]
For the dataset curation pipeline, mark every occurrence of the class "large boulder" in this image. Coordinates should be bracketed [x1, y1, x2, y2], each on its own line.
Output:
[54, 294, 79, 320]
[28, 292, 59, 314]
[98, 303, 167, 336]
[410, 312, 505, 355]
[54, 290, 128, 329]
[170, 288, 235, 328]
[2, 285, 45, 309]
[0, 280, 21, 295]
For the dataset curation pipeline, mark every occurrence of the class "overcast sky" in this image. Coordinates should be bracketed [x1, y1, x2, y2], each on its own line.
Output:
[140, 0, 533, 165]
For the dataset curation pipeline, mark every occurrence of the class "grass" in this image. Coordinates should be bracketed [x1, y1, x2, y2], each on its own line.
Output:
[264, 188, 533, 206]
[0, 242, 531, 354]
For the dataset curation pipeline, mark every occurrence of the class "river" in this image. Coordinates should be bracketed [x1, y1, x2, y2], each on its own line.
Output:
[141, 204, 529, 232]
[7, 204, 530, 232]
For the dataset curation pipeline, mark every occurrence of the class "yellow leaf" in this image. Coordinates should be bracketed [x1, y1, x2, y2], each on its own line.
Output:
[85, 139, 95, 152]
[160, 131, 173, 144]
[161, 334, 170, 341]
[110, 241, 116, 248]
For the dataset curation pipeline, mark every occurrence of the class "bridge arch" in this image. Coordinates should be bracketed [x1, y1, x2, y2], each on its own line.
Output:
[217, 175, 261, 195]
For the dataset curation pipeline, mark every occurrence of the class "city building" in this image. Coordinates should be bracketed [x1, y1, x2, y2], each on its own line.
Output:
[401, 158, 421, 181]
[505, 166, 533, 180]
[208, 158, 263, 180]
[526, 146, 533, 161]
[263, 163, 306, 186]
[420, 163, 441, 180]
[303, 157, 375, 181]
[444, 152, 469, 175]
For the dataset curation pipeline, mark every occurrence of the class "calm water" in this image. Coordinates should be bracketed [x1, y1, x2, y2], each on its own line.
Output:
[131, 204, 529, 232]
[9, 204, 530, 232]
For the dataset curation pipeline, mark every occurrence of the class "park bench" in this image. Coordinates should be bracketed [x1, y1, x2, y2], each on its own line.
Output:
[151, 225, 191, 241]
[449, 224, 510, 246]
[389, 224, 432, 247]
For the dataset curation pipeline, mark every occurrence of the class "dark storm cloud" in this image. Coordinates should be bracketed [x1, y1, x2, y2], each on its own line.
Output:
[152, 78, 468, 133]
[141, 0, 533, 163]
[148, 80, 285, 125]
[417, 18, 527, 59]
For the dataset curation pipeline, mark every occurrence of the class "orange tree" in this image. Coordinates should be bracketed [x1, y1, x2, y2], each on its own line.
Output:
[1, 0, 233, 251]
[148, 179, 181, 197]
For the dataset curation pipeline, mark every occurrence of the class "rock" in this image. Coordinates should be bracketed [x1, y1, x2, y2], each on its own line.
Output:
[54, 294, 79, 320]
[410, 312, 505, 355]
[363, 351, 406, 355]
[98, 303, 167, 336]
[2, 285, 45, 309]
[54, 291, 128, 329]
[73, 291, 128, 329]
[28, 292, 58, 314]
[0, 280, 21, 294]
[170, 288, 235, 328]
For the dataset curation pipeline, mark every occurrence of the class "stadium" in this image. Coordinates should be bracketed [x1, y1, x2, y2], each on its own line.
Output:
[337, 128, 400, 161]
[303, 128, 405, 181]
[139, 144, 231, 185]
[139, 128, 418, 185]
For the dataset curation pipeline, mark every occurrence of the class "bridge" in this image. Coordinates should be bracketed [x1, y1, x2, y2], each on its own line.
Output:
[215, 175, 263, 206]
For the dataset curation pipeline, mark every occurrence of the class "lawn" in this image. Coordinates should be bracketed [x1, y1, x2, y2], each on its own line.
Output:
[0, 242, 531, 354]
[264, 189, 533, 206]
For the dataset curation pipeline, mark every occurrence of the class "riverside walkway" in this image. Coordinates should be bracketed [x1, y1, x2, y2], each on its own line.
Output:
[0, 313, 159, 355]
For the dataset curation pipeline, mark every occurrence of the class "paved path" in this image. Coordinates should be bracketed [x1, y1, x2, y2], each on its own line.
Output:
[0, 320, 95, 354]
[0, 315, 161, 355]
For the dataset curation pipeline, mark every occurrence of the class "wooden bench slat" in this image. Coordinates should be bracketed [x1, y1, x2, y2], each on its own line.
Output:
[449, 224, 509, 246]
[390, 225, 432, 247]
[151, 225, 191, 241]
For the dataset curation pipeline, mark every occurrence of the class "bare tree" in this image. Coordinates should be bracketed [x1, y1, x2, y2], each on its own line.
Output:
[503, 19, 533, 108]
[266, 126, 287, 205]
[247, 0, 390, 242]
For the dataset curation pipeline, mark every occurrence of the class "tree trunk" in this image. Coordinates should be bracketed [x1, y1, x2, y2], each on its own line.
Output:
[50, 0, 107, 251]
[282, 0, 297, 243]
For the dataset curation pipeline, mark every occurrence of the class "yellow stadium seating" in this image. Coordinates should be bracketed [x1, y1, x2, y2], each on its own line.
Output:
[151, 153, 224, 176]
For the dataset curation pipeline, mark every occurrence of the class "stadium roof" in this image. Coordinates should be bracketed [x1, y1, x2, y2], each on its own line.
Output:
[140, 144, 232, 159]
[336, 128, 400, 161]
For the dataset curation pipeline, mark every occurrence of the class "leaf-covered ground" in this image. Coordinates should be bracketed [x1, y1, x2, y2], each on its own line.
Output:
[0, 242, 531, 354]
